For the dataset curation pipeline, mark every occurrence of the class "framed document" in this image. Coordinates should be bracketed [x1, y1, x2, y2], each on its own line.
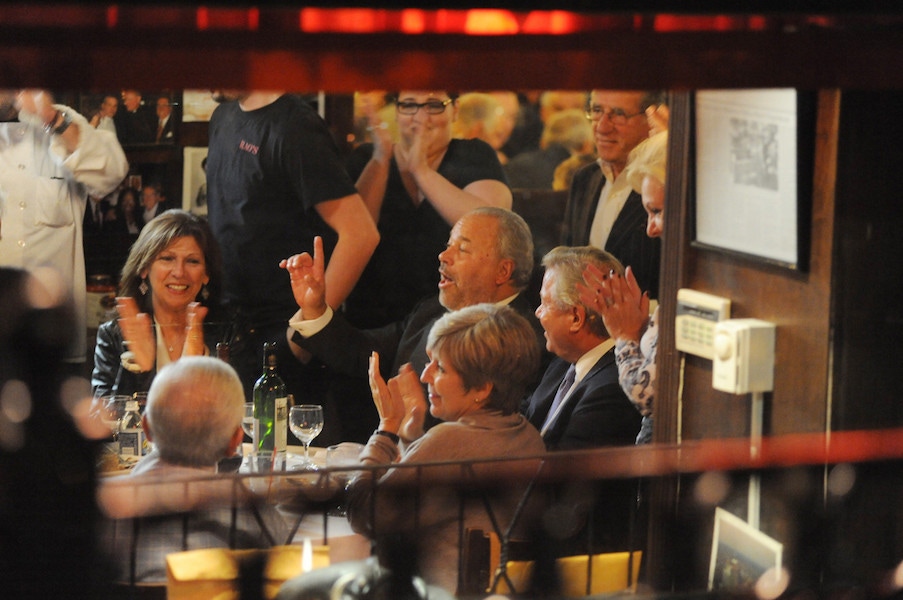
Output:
[182, 90, 219, 122]
[693, 89, 815, 270]
[708, 507, 783, 592]
[182, 147, 208, 216]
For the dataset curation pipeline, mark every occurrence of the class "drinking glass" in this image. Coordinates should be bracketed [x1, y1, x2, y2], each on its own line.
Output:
[242, 402, 255, 439]
[98, 395, 129, 441]
[289, 404, 324, 469]
[230, 402, 256, 468]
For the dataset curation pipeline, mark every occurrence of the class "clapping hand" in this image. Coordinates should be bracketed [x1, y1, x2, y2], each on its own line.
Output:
[15, 89, 57, 130]
[394, 363, 427, 443]
[280, 235, 328, 320]
[368, 351, 406, 434]
[577, 264, 649, 343]
[182, 301, 208, 357]
[116, 296, 155, 372]
[646, 103, 669, 137]
[368, 354, 427, 444]
[395, 122, 431, 180]
[363, 102, 393, 164]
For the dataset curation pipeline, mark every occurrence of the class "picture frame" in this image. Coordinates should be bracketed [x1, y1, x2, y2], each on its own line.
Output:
[708, 507, 783, 592]
[80, 90, 181, 147]
[182, 147, 208, 216]
[692, 89, 815, 271]
[182, 90, 219, 122]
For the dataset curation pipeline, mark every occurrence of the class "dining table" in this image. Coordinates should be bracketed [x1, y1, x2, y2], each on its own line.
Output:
[239, 443, 371, 564]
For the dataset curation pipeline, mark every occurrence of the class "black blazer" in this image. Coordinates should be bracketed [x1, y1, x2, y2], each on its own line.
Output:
[523, 353, 641, 451]
[92, 314, 229, 400]
[561, 163, 661, 298]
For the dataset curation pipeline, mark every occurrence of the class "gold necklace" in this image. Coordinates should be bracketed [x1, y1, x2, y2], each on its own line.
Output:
[159, 323, 185, 355]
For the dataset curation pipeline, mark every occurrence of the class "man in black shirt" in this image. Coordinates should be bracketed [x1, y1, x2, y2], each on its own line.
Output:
[206, 91, 379, 405]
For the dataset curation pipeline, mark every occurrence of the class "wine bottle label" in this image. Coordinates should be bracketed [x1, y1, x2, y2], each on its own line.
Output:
[119, 428, 145, 457]
[275, 396, 288, 452]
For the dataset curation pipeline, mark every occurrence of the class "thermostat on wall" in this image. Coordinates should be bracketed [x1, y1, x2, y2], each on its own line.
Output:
[675, 289, 731, 359]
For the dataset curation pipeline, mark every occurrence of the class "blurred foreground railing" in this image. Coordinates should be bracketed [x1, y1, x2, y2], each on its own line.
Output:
[96, 427, 903, 599]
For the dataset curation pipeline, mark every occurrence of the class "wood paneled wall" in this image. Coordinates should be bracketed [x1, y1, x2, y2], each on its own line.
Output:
[657, 90, 839, 443]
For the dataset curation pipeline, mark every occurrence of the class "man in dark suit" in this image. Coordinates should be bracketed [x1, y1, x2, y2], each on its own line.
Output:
[154, 96, 176, 144]
[83, 194, 111, 236]
[114, 89, 155, 145]
[139, 182, 167, 228]
[561, 90, 664, 298]
[283, 207, 546, 443]
[524, 245, 641, 450]
[525, 245, 643, 558]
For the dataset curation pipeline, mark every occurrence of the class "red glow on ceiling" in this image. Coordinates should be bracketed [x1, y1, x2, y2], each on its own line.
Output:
[300, 8, 387, 33]
[300, 7, 584, 35]
[463, 10, 519, 35]
[197, 7, 258, 30]
[652, 14, 767, 31]
[521, 11, 581, 35]
[197, 6, 208, 30]
[105, 5, 118, 28]
[400, 9, 426, 34]
[0, 5, 808, 35]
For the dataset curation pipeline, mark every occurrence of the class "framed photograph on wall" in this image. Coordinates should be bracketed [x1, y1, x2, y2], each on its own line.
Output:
[708, 507, 783, 592]
[80, 90, 182, 147]
[182, 147, 208, 216]
[693, 89, 815, 271]
[182, 90, 219, 122]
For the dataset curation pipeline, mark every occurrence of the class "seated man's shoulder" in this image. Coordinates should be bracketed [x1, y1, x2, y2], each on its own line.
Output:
[403, 295, 445, 328]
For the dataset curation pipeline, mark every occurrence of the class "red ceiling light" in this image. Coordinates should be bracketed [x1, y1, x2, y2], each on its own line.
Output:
[463, 10, 520, 35]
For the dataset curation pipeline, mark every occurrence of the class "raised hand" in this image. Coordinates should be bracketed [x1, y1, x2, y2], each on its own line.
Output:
[395, 121, 432, 179]
[394, 363, 427, 443]
[364, 102, 394, 164]
[116, 296, 155, 372]
[15, 89, 57, 129]
[646, 103, 669, 137]
[280, 235, 328, 320]
[368, 351, 407, 434]
[577, 264, 649, 343]
[182, 301, 208, 357]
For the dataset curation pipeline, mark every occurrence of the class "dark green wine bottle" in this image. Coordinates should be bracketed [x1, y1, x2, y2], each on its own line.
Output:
[252, 342, 287, 460]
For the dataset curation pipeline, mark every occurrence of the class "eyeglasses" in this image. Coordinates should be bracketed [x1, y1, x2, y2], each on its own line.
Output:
[396, 98, 454, 115]
[585, 104, 644, 125]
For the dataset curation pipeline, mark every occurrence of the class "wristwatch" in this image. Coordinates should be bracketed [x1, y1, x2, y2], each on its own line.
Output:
[373, 429, 400, 444]
[44, 110, 72, 136]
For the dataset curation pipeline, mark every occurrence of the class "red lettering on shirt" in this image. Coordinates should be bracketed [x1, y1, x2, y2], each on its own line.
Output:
[239, 139, 260, 155]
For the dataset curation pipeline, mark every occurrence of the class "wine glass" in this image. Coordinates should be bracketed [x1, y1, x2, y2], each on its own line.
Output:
[242, 402, 255, 439]
[98, 395, 129, 447]
[289, 404, 324, 469]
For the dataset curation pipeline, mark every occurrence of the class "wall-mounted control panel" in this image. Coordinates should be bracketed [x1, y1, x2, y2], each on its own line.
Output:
[675, 289, 731, 359]
[712, 318, 776, 394]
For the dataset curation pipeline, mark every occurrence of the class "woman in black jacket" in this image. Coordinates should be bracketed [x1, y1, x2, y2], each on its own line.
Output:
[91, 209, 227, 401]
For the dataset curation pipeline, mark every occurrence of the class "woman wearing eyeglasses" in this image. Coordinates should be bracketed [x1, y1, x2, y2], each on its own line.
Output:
[344, 90, 513, 329]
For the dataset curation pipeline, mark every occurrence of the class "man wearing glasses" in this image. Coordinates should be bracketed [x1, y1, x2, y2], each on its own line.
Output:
[560, 90, 665, 298]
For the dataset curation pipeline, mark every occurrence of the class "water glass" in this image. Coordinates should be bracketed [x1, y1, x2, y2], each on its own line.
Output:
[289, 404, 324, 469]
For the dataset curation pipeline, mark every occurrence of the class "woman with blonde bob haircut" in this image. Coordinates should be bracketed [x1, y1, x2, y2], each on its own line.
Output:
[426, 301, 541, 415]
[345, 303, 547, 594]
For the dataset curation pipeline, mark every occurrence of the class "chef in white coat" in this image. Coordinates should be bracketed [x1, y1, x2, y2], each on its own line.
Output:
[0, 89, 128, 367]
